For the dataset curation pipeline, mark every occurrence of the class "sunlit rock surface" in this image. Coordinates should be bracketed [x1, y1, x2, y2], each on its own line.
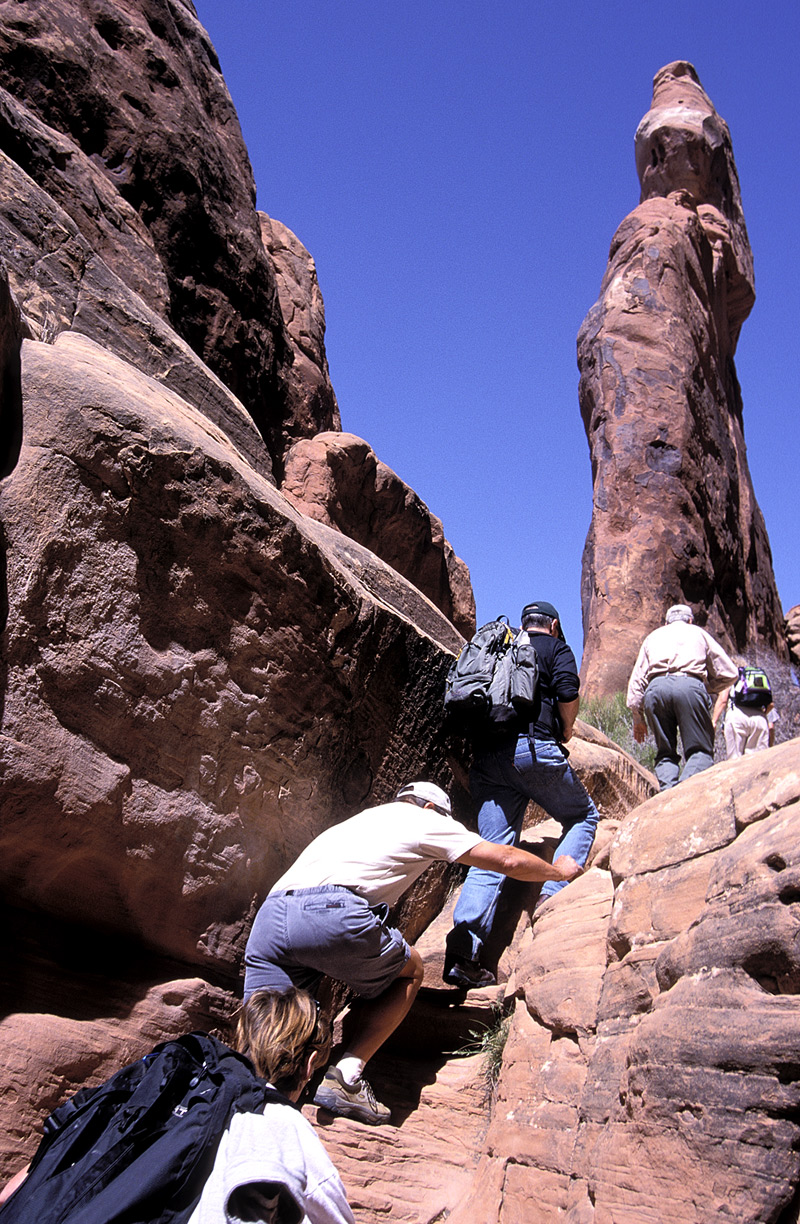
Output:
[578, 62, 785, 698]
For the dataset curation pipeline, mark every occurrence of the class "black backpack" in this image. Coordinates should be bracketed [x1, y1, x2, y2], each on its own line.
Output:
[731, 665, 772, 709]
[444, 618, 539, 730]
[0, 1032, 285, 1224]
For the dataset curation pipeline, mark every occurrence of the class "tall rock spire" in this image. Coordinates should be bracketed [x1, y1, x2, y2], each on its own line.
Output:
[577, 61, 785, 698]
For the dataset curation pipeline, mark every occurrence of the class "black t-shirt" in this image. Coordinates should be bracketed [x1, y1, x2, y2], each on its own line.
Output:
[526, 632, 580, 741]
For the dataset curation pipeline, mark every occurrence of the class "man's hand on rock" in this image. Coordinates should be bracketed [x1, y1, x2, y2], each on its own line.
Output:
[553, 855, 583, 882]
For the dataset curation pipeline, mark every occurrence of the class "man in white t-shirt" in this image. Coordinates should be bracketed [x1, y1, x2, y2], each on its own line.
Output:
[244, 780, 582, 1125]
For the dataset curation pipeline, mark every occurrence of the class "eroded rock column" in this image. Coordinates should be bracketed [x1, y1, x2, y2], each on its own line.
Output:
[578, 62, 785, 698]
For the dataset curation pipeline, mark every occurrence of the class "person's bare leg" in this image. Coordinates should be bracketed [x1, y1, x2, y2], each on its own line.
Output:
[341, 947, 424, 1065]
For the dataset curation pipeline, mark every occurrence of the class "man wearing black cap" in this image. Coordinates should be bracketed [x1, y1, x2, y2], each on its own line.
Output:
[443, 601, 599, 989]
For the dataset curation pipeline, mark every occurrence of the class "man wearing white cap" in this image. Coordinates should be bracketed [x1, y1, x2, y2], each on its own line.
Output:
[244, 780, 581, 1125]
[627, 604, 738, 790]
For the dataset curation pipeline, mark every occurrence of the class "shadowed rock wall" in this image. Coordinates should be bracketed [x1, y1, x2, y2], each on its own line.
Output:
[0, 0, 315, 472]
[578, 62, 785, 698]
[0, 0, 476, 1180]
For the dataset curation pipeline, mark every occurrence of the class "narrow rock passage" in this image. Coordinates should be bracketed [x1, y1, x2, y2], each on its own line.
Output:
[306, 899, 510, 1223]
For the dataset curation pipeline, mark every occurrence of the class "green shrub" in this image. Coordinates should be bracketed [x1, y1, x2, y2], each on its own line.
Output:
[580, 691, 657, 772]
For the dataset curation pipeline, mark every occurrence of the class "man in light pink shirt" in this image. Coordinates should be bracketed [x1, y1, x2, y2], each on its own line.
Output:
[627, 605, 738, 790]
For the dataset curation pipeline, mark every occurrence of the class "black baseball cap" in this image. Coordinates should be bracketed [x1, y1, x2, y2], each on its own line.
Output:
[520, 601, 566, 640]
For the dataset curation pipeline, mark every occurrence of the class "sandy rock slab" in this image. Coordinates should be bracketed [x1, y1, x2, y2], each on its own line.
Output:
[439, 743, 800, 1223]
[283, 430, 476, 639]
[309, 1050, 489, 1224]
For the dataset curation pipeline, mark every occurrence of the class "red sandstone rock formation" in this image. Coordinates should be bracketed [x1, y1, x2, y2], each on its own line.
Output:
[0, 0, 316, 471]
[578, 62, 785, 698]
[4, 19, 798, 1221]
[0, 0, 475, 1178]
[283, 431, 476, 638]
[453, 742, 800, 1223]
[0, 0, 471, 629]
[786, 605, 800, 666]
[0, 327, 466, 970]
[259, 213, 342, 444]
[0, 314, 471, 1174]
[282, 745, 800, 1223]
[315, 745, 800, 1224]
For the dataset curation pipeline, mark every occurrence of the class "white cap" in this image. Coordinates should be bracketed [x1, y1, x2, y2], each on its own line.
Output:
[395, 781, 451, 817]
[665, 604, 694, 625]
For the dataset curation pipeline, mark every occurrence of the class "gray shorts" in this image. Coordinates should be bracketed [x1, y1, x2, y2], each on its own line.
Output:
[243, 885, 410, 1001]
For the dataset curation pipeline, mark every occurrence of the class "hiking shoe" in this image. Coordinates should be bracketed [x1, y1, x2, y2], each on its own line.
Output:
[313, 1066, 392, 1125]
[443, 955, 496, 989]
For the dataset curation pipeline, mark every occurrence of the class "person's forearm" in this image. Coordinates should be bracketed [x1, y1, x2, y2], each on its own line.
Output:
[558, 697, 580, 741]
[0, 1164, 29, 1206]
[499, 844, 582, 882]
[712, 688, 730, 727]
[461, 841, 582, 882]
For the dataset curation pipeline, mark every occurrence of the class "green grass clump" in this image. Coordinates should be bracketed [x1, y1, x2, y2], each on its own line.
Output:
[580, 691, 657, 772]
[457, 1004, 512, 1098]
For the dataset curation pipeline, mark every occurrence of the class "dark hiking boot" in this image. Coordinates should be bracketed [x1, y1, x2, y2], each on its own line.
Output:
[443, 955, 496, 989]
[313, 1065, 392, 1125]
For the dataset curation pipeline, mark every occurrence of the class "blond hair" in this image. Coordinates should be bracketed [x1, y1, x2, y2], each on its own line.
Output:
[234, 988, 331, 1095]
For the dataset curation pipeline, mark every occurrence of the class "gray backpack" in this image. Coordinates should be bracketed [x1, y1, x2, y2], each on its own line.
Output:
[444, 618, 539, 729]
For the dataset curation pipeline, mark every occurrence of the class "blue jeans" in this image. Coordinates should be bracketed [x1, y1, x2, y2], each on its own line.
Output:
[446, 737, 599, 963]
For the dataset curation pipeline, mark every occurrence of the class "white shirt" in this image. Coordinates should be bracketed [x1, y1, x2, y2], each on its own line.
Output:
[627, 620, 738, 713]
[270, 801, 482, 906]
[187, 1102, 354, 1224]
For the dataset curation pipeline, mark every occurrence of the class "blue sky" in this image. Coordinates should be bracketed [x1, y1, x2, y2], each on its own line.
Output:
[195, 0, 799, 655]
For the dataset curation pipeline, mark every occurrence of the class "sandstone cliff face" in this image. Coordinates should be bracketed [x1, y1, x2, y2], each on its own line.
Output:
[0, 0, 471, 626]
[0, 0, 313, 473]
[449, 741, 800, 1224]
[283, 431, 476, 639]
[0, 0, 476, 1180]
[0, 313, 470, 1173]
[258, 213, 342, 446]
[578, 62, 785, 698]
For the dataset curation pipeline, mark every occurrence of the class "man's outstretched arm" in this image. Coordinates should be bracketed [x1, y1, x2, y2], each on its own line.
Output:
[458, 840, 583, 883]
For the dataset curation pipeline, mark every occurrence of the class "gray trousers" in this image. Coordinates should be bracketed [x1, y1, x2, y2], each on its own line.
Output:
[643, 673, 714, 790]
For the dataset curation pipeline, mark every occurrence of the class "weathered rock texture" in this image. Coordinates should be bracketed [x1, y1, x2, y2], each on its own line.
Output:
[786, 605, 800, 667]
[284, 744, 800, 1223]
[578, 61, 785, 698]
[0, 317, 471, 1174]
[0, 0, 472, 627]
[283, 431, 476, 638]
[473, 741, 800, 1224]
[326, 743, 800, 1224]
[0, 0, 474, 1179]
[0, 0, 304, 473]
[259, 213, 341, 444]
[0, 329, 467, 968]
